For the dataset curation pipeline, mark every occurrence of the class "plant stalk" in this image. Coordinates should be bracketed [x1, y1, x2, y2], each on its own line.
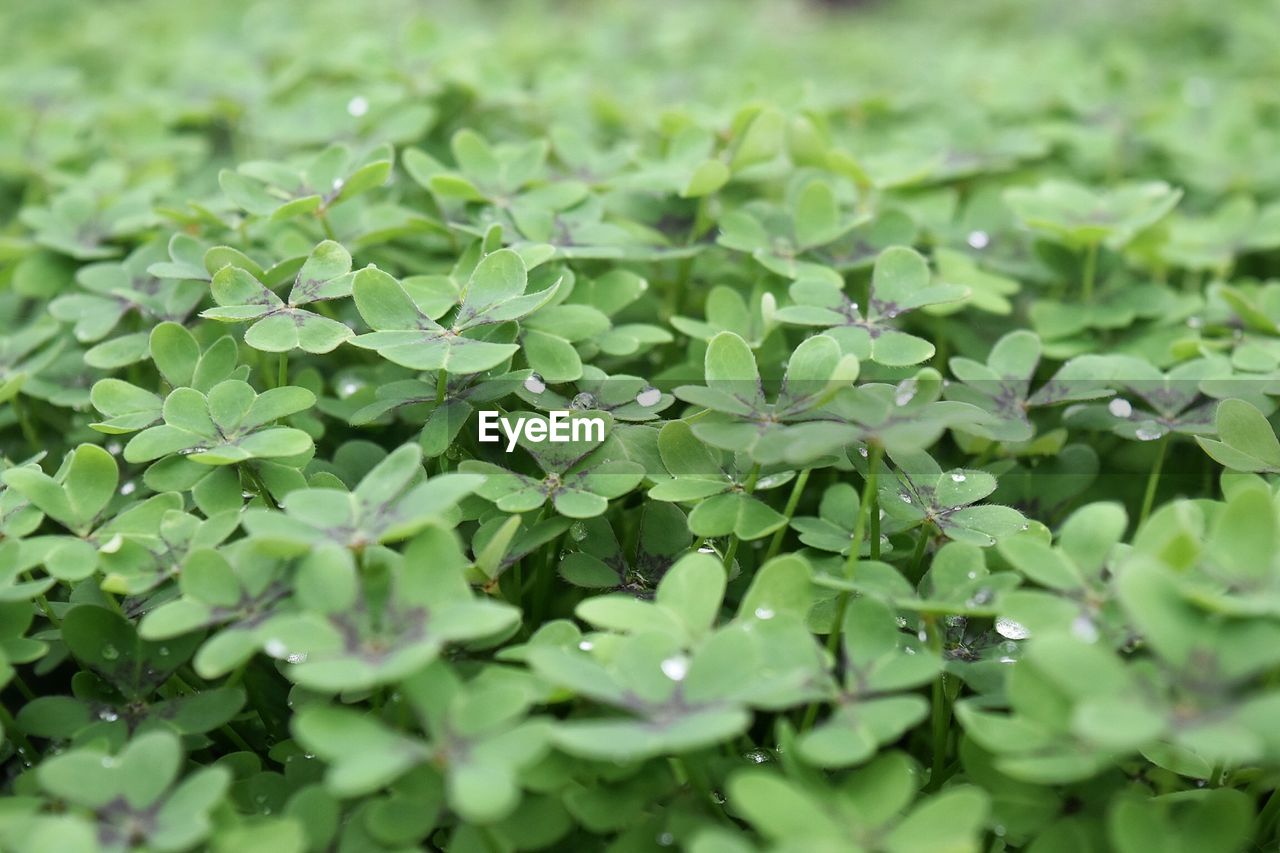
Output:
[1138, 434, 1170, 529]
[722, 464, 761, 570]
[763, 467, 811, 563]
[1082, 241, 1100, 303]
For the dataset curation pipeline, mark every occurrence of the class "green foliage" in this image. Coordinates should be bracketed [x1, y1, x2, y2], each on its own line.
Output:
[5, 0, 1280, 850]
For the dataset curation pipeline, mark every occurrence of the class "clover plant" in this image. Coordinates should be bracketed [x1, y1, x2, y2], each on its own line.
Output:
[5, 0, 1280, 850]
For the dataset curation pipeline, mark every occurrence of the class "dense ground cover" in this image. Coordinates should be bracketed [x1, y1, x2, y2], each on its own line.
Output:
[4, 0, 1280, 849]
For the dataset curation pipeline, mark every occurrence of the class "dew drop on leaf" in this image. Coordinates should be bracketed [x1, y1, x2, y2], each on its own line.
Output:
[950, 472, 967, 483]
[742, 748, 773, 764]
[523, 373, 546, 394]
[1135, 423, 1165, 441]
[753, 607, 775, 620]
[346, 95, 369, 117]
[899, 493, 912, 504]
[571, 391, 597, 409]
[967, 230, 991, 249]
[98, 708, 119, 722]
[1071, 614, 1100, 643]
[569, 521, 589, 542]
[119, 481, 136, 495]
[577, 640, 594, 651]
[995, 616, 1030, 639]
[894, 379, 917, 406]
[635, 386, 661, 407]
[660, 654, 689, 681]
[1108, 398, 1133, 418]
[101, 645, 119, 661]
[967, 588, 994, 607]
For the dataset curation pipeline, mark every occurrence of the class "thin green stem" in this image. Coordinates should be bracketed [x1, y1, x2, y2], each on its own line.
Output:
[722, 464, 761, 571]
[1081, 241, 1100, 303]
[11, 396, 39, 450]
[907, 523, 932, 582]
[241, 465, 278, 510]
[1138, 434, 1170, 529]
[803, 445, 884, 732]
[763, 467, 811, 563]
[869, 486, 881, 560]
[925, 615, 951, 791]
[277, 352, 288, 388]
[317, 210, 338, 241]
[840, 444, 884, 579]
[436, 369, 448, 405]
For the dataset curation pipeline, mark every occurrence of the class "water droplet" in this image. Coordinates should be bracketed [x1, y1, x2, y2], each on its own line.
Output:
[742, 748, 773, 764]
[966, 571, 977, 579]
[264, 638, 288, 659]
[635, 386, 662, 407]
[899, 493, 912, 504]
[569, 521, 589, 542]
[857, 445, 869, 458]
[338, 379, 363, 398]
[331, 177, 344, 192]
[993, 825, 1007, 838]
[98, 708, 119, 722]
[1186, 316, 1204, 330]
[119, 481, 136, 496]
[698, 545, 717, 554]
[286, 652, 308, 664]
[760, 292, 777, 319]
[995, 617, 1030, 640]
[660, 655, 690, 681]
[967, 230, 990, 249]
[346, 95, 369, 117]
[1071, 614, 1100, 643]
[1135, 423, 1165, 442]
[917, 628, 929, 642]
[657, 832, 675, 847]
[101, 645, 119, 661]
[895, 616, 908, 628]
[106, 442, 122, 455]
[711, 790, 726, 804]
[754, 607, 775, 620]
[904, 646, 917, 655]
[1108, 398, 1132, 418]
[894, 379, 917, 406]
[99, 533, 124, 554]
[966, 588, 995, 607]
[523, 373, 546, 394]
[157, 646, 169, 656]
[950, 472, 967, 483]
[578, 640, 594, 651]
[570, 391, 597, 409]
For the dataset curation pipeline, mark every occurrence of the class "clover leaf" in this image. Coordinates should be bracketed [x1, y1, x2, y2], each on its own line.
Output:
[674, 330, 858, 463]
[123, 380, 315, 466]
[202, 241, 356, 353]
[242, 444, 482, 551]
[351, 248, 558, 374]
[32, 730, 229, 851]
[294, 662, 550, 824]
[775, 246, 967, 365]
[257, 530, 520, 691]
[461, 412, 644, 518]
